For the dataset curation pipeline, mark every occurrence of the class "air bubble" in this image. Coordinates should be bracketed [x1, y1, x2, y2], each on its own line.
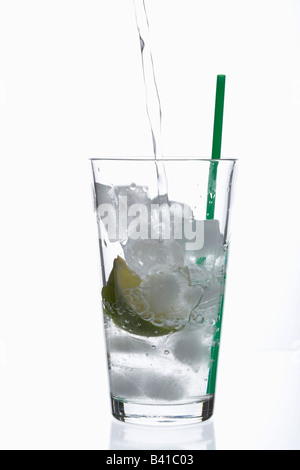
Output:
[142, 312, 153, 321]
[125, 294, 133, 304]
[191, 311, 205, 325]
[196, 314, 205, 324]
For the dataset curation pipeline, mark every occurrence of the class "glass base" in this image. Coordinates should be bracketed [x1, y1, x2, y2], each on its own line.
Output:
[111, 395, 214, 425]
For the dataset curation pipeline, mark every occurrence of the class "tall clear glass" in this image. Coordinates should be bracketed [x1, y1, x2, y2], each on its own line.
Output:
[91, 158, 237, 424]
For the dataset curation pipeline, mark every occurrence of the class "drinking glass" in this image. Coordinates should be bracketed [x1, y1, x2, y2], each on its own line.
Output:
[91, 158, 237, 424]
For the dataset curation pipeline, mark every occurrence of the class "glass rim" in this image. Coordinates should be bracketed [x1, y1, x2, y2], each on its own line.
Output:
[90, 157, 238, 162]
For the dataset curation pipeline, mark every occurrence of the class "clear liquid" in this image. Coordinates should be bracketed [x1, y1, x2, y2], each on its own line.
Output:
[107, 321, 213, 403]
[105, 247, 226, 404]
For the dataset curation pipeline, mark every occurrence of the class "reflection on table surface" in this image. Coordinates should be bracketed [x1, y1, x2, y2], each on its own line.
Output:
[109, 418, 216, 450]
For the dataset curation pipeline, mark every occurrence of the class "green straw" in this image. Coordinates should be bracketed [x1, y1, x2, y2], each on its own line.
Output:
[206, 74, 226, 220]
[206, 75, 226, 396]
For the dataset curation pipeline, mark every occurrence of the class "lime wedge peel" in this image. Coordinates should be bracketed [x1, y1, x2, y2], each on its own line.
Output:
[102, 256, 186, 337]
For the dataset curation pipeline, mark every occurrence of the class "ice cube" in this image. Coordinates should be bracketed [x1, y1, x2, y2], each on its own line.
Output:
[143, 374, 186, 401]
[185, 219, 223, 262]
[170, 325, 210, 372]
[108, 331, 154, 355]
[96, 184, 152, 243]
[114, 185, 151, 208]
[190, 277, 224, 339]
[123, 238, 185, 277]
[95, 183, 118, 208]
[140, 269, 203, 325]
[109, 370, 144, 400]
[110, 368, 185, 401]
[184, 220, 225, 286]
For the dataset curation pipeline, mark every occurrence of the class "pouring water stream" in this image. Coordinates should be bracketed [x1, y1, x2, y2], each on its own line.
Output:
[133, 0, 168, 200]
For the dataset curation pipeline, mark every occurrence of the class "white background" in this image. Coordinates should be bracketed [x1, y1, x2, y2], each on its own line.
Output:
[0, 0, 300, 450]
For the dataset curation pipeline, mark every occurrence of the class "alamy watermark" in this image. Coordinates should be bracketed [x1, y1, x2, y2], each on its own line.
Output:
[97, 196, 204, 251]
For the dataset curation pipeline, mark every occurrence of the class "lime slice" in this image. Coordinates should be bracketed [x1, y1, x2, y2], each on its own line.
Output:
[102, 256, 185, 337]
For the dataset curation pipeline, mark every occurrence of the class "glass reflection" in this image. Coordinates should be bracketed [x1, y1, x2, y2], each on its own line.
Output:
[109, 418, 216, 450]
